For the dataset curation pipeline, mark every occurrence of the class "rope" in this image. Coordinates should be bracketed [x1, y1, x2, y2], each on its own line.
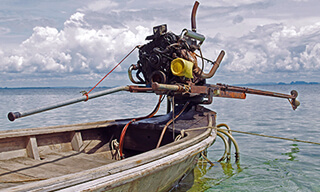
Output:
[201, 152, 215, 166]
[178, 126, 241, 163]
[111, 139, 121, 160]
[217, 128, 320, 145]
[84, 46, 139, 100]
[156, 102, 190, 148]
[216, 129, 240, 163]
[182, 126, 320, 146]
[172, 95, 175, 140]
[174, 126, 214, 142]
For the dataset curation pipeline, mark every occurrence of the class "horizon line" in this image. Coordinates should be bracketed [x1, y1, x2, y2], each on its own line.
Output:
[1, 81, 319, 89]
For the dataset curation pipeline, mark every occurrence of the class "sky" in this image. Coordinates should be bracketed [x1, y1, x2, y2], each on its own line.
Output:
[0, 0, 319, 87]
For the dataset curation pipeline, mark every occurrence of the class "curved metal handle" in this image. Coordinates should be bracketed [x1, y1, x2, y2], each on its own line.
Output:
[128, 64, 145, 84]
[200, 50, 225, 79]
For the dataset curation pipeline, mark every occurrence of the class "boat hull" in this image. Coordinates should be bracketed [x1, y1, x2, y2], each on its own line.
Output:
[62, 134, 214, 192]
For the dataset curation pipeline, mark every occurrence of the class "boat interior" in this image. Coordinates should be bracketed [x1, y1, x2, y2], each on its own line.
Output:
[0, 105, 214, 189]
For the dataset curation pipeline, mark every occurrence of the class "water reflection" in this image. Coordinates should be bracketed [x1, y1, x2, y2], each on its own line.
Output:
[187, 159, 242, 191]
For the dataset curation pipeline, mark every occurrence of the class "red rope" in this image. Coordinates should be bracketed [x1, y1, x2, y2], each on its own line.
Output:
[118, 119, 135, 158]
[84, 46, 139, 99]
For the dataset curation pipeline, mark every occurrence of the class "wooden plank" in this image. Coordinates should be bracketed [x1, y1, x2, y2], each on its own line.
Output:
[26, 136, 40, 160]
[82, 140, 111, 154]
[71, 132, 83, 152]
[76, 152, 116, 164]
[0, 149, 26, 161]
[0, 120, 117, 140]
[0, 137, 26, 153]
[0, 151, 108, 181]
[0, 167, 36, 182]
[46, 153, 107, 172]
[0, 167, 39, 189]
[0, 158, 47, 181]
[50, 151, 116, 165]
[37, 133, 73, 156]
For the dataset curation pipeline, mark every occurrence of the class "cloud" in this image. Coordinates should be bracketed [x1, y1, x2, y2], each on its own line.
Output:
[0, 12, 150, 78]
[0, 27, 10, 35]
[232, 15, 244, 24]
[1, 0, 320, 86]
[205, 0, 267, 7]
[81, 0, 118, 12]
[204, 22, 320, 75]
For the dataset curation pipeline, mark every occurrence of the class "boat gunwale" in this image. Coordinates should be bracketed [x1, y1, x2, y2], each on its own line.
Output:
[0, 119, 117, 140]
[61, 134, 215, 191]
[0, 112, 174, 139]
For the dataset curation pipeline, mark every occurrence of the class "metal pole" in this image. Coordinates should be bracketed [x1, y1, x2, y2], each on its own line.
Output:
[8, 86, 130, 121]
[151, 82, 187, 92]
[214, 84, 298, 99]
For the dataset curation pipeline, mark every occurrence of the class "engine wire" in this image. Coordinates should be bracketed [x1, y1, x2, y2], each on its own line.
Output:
[119, 95, 164, 158]
[156, 101, 190, 148]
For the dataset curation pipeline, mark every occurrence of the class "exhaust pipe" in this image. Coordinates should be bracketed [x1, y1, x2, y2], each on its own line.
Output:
[191, 1, 200, 32]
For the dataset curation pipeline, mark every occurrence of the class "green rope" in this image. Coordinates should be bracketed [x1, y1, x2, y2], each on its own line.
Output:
[218, 128, 320, 145]
[201, 152, 215, 166]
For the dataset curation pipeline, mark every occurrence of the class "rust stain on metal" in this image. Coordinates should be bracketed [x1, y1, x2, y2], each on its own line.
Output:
[217, 90, 246, 99]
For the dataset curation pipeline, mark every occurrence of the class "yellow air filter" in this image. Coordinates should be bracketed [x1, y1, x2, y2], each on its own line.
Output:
[170, 58, 194, 78]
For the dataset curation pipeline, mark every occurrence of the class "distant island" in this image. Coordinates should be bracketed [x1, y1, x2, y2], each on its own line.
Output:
[288, 81, 319, 85]
[234, 81, 319, 86]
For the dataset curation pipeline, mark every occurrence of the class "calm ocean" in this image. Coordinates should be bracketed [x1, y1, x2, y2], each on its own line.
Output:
[1, 84, 319, 191]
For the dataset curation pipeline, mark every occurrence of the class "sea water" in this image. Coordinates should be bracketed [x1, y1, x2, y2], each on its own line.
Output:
[0, 84, 319, 191]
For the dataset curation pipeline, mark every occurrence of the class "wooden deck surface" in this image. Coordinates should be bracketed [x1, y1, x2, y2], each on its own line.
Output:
[0, 151, 116, 189]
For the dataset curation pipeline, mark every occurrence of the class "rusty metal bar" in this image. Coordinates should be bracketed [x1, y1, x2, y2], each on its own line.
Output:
[214, 84, 297, 99]
[152, 83, 187, 92]
[128, 86, 153, 93]
[211, 83, 299, 110]
[215, 90, 246, 99]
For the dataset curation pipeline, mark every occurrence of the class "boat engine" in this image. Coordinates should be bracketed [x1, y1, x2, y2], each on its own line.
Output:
[128, 23, 225, 88]
[129, 24, 204, 86]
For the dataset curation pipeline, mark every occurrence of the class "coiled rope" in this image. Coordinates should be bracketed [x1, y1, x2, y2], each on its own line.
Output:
[174, 123, 319, 166]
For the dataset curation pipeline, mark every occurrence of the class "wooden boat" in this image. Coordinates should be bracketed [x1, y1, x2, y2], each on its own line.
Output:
[1, 105, 216, 191]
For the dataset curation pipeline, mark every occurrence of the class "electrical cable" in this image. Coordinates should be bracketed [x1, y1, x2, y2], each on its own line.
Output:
[156, 101, 190, 148]
[119, 95, 164, 158]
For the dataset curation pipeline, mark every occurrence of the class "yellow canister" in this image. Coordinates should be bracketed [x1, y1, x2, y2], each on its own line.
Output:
[170, 58, 194, 78]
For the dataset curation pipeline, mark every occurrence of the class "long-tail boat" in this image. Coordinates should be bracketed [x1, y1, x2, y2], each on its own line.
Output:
[2, 1, 299, 191]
